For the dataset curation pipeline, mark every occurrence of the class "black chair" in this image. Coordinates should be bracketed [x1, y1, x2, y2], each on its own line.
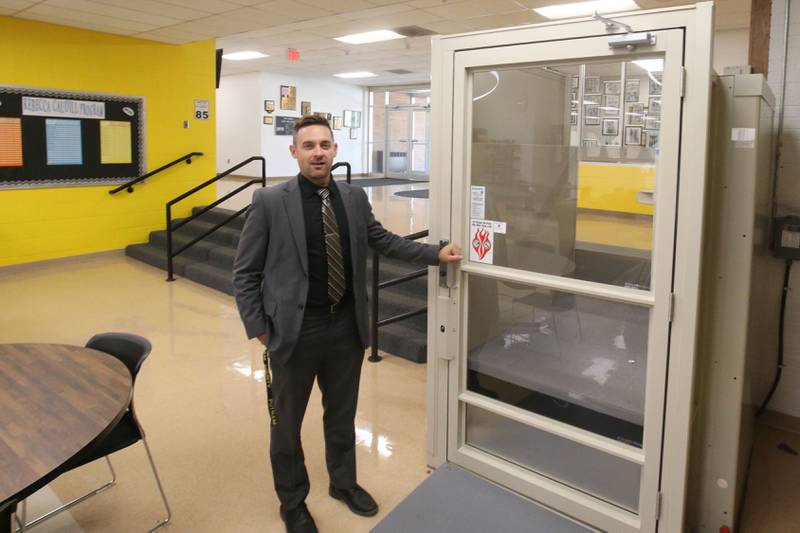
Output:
[17, 333, 171, 532]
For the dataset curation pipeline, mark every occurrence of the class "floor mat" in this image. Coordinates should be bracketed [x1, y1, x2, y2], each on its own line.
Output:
[394, 189, 429, 199]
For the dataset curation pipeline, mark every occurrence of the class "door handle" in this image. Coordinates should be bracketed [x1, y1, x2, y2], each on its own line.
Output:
[439, 240, 459, 289]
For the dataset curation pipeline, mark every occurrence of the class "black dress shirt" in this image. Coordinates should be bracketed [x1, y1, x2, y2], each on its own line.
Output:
[298, 173, 353, 309]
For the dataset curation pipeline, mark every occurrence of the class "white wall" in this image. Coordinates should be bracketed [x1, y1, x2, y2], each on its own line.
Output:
[713, 28, 750, 74]
[767, 0, 800, 417]
[216, 72, 262, 173]
[216, 71, 365, 178]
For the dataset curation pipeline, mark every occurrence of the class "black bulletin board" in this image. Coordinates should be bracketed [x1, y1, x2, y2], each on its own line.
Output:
[0, 86, 145, 189]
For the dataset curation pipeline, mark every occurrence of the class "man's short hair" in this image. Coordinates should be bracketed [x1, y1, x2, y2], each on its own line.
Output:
[293, 115, 333, 144]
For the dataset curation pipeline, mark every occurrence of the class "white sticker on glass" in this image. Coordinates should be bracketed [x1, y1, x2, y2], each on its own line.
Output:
[469, 219, 494, 264]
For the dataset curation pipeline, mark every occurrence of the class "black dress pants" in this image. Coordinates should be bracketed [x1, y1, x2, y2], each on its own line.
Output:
[269, 302, 364, 510]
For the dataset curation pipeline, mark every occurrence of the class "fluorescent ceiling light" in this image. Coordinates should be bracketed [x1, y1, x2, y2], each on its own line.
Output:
[222, 51, 268, 61]
[534, 0, 639, 20]
[334, 30, 405, 45]
[632, 59, 664, 72]
[334, 71, 378, 79]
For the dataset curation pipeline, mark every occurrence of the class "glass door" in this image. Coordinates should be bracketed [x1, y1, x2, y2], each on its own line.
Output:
[386, 107, 431, 180]
[446, 29, 683, 532]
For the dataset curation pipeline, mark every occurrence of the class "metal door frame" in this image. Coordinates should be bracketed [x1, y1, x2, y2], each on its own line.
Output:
[385, 105, 431, 179]
[426, 4, 714, 533]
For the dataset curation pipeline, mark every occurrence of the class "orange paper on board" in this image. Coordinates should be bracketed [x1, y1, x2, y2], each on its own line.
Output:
[0, 117, 23, 167]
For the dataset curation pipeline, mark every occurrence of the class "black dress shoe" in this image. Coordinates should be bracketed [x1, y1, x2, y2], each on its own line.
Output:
[279, 503, 318, 533]
[329, 484, 379, 517]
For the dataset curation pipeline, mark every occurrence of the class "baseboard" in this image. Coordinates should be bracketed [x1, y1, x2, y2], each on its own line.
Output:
[0, 249, 124, 273]
[759, 409, 800, 434]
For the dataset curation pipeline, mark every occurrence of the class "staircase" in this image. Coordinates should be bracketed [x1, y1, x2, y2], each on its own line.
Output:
[126, 206, 429, 363]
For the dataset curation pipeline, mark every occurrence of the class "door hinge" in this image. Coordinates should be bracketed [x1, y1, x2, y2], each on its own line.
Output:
[668, 293, 675, 323]
[680, 66, 686, 98]
[656, 492, 663, 520]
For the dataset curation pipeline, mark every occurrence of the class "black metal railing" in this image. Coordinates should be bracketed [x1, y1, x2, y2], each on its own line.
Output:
[109, 152, 203, 194]
[331, 161, 351, 183]
[369, 229, 430, 363]
[165, 156, 266, 281]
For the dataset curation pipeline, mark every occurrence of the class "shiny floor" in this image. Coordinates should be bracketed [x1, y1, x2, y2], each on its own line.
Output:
[1, 179, 798, 533]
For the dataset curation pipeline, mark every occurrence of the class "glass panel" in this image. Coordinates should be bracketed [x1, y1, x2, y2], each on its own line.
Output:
[411, 110, 429, 176]
[470, 56, 663, 290]
[466, 275, 648, 447]
[387, 109, 410, 175]
[466, 404, 642, 512]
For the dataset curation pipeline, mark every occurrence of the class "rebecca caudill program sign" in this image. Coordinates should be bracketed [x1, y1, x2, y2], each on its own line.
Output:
[22, 96, 105, 119]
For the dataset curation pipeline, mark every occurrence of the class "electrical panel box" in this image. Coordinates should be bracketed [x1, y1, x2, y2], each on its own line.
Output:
[774, 216, 800, 260]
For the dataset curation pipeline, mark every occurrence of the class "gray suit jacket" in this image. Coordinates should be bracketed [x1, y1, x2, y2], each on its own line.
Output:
[233, 177, 439, 364]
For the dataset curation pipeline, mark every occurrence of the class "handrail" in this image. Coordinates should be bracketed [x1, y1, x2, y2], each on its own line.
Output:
[369, 229, 430, 363]
[165, 156, 266, 281]
[332, 161, 351, 183]
[109, 152, 203, 194]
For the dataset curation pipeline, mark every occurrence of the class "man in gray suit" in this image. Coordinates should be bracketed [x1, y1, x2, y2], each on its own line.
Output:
[233, 115, 462, 533]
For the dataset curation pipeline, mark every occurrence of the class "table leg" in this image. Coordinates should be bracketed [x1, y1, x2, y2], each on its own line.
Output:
[1, 502, 15, 533]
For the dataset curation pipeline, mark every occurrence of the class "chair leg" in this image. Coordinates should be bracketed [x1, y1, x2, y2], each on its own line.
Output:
[141, 437, 172, 532]
[21, 457, 117, 530]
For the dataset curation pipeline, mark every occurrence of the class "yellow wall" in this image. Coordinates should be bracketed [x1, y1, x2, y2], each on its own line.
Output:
[577, 162, 655, 216]
[0, 17, 216, 266]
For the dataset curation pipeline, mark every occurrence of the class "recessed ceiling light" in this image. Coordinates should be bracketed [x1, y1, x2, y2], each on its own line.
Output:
[334, 30, 405, 45]
[334, 71, 378, 79]
[222, 51, 269, 61]
[534, 0, 639, 20]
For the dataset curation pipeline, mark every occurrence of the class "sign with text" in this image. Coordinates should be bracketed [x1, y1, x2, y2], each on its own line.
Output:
[22, 96, 105, 119]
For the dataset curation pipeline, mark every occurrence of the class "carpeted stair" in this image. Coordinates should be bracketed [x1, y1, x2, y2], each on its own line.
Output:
[126, 206, 430, 363]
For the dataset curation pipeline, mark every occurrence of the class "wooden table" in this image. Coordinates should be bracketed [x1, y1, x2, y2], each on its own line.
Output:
[0, 344, 132, 533]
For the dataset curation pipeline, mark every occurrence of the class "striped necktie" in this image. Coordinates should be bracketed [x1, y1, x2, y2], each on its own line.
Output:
[317, 187, 345, 305]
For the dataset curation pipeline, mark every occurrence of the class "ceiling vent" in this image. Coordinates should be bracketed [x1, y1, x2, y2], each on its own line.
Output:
[393, 25, 437, 37]
[386, 68, 414, 75]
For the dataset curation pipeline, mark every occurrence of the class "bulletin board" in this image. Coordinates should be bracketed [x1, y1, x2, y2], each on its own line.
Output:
[0, 85, 145, 189]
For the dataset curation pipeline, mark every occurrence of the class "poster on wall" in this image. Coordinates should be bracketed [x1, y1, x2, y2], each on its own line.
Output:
[301, 101, 311, 115]
[0, 85, 145, 189]
[280, 85, 296, 110]
[275, 115, 298, 135]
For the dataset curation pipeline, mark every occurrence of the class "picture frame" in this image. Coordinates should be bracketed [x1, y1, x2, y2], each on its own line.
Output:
[584, 105, 600, 126]
[649, 72, 663, 96]
[648, 96, 662, 116]
[349, 127, 358, 140]
[262, 116, 273, 125]
[625, 126, 643, 146]
[603, 80, 621, 95]
[625, 79, 640, 102]
[332, 116, 343, 130]
[626, 103, 645, 126]
[584, 76, 601, 94]
[570, 91, 577, 103]
[264, 100, 275, 113]
[280, 85, 296, 111]
[584, 94, 601, 105]
[570, 112, 577, 126]
[601, 118, 619, 136]
[644, 115, 660, 130]
[603, 94, 620, 116]
[301, 101, 311, 116]
[570, 76, 579, 90]
[603, 136, 620, 146]
[343, 110, 361, 129]
[645, 130, 660, 149]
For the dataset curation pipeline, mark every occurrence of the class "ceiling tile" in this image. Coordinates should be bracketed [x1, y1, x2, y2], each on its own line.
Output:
[295, 0, 374, 14]
[24, 4, 156, 32]
[90, 0, 202, 20]
[341, 4, 415, 21]
[250, 0, 335, 19]
[43, 0, 183, 26]
[21, 11, 138, 34]
[423, 0, 523, 20]
[0, 0, 35, 11]
[149, 0, 244, 14]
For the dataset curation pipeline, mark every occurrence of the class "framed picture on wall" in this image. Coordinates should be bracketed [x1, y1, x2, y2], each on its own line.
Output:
[644, 115, 660, 130]
[584, 94, 601, 105]
[584, 105, 600, 125]
[571, 76, 579, 90]
[648, 96, 662, 116]
[301, 101, 311, 115]
[584, 76, 601, 94]
[626, 103, 645, 126]
[264, 100, 275, 113]
[603, 94, 620, 116]
[645, 130, 660, 149]
[625, 126, 643, 146]
[349, 127, 358, 140]
[603, 80, 621, 95]
[601, 118, 619, 136]
[625, 79, 640, 102]
[649, 72, 663, 96]
[343, 110, 361, 128]
[332, 116, 343, 130]
[263, 116, 273, 125]
[570, 112, 577, 126]
[280, 85, 296, 110]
